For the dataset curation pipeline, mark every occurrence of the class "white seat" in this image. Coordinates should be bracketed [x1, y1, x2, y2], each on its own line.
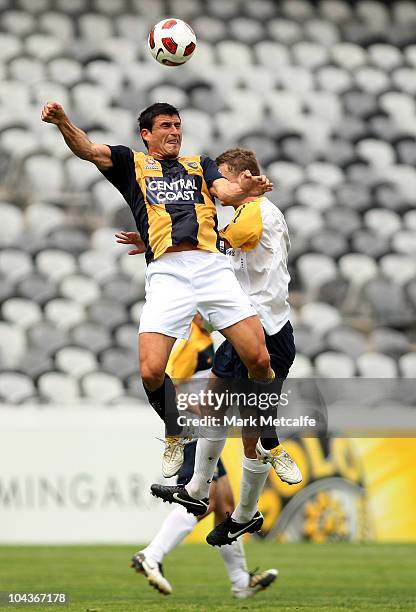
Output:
[296, 183, 334, 211]
[191, 16, 227, 43]
[31, 81, 70, 112]
[404, 44, 416, 68]
[72, 83, 111, 120]
[216, 41, 253, 66]
[17, 0, 49, 11]
[39, 12, 74, 43]
[331, 42, 367, 70]
[0, 202, 24, 244]
[392, 231, 416, 256]
[45, 298, 85, 331]
[186, 40, 216, 71]
[354, 66, 390, 94]
[339, 253, 378, 287]
[123, 61, 170, 90]
[229, 17, 264, 44]
[216, 111, 256, 140]
[303, 92, 341, 127]
[2, 11, 36, 36]
[79, 250, 118, 283]
[316, 65, 352, 93]
[276, 65, 314, 93]
[180, 109, 213, 149]
[93, 0, 126, 14]
[115, 14, 148, 41]
[356, 352, 397, 378]
[82, 371, 124, 403]
[148, 85, 188, 109]
[267, 161, 304, 190]
[254, 41, 290, 70]
[392, 67, 416, 95]
[304, 19, 340, 46]
[268, 18, 303, 44]
[282, 0, 315, 20]
[47, 58, 83, 86]
[0, 249, 33, 282]
[56, 0, 88, 13]
[0, 81, 30, 116]
[393, 1, 416, 25]
[404, 210, 416, 230]
[315, 352, 355, 378]
[286, 206, 323, 237]
[38, 371, 80, 403]
[399, 353, 416, 378]
[267, 91, 302, 125]
[26, 203, 66, 237]
[119, 252, 147, 285]
[289, 353, 314, 377]
[66, 156, 99, 192]
[368, 44, 403, 71]
[297, 256, 338, 292]
[55, 346, 97, 378]
[364, 209, 401, 238]
[356, 139, 395, 169]
[0, 372, 35, 404]
[320, 0, 352, 22]
[36, 250, 77, 282]
[79, 13, 113, 42]
[0, 33, 22, 61]
[24, 155, 64, 197]
[8, 56, 46, 84]
[2, 298, 42, 329]
[98, 37, 137, 64]
[60, 274, 100, 306]
[170, 0, 203, 19]
[299, 302, 342, 335]
[384, 165, 416, 202]
[380, 254, 416, 286]
[292, 41, 329, 70]
[85, 59, 123, 96]
[130, 300, 145, 323]
[245, 0, 278, 19]
[0, 322, 26, 368]
[91, 227, 122, 256]
[239, 66, 276, 92]
[379, 91, 415, 118]
[357, 1, 389, 27]
[305, 162, 344, 188]
[25, 33, 63, 61]
[209, 0, 241, 19]
[224, 89, 265, 123]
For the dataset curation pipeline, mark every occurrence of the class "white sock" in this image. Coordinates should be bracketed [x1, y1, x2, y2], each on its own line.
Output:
[218, 538, 249, 588]
[232, 456, 270, 524]
[142, 506, 197, 564]
[185, 436, 226, 499]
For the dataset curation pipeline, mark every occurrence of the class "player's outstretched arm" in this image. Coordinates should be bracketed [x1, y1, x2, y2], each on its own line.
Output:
[210, 170, 273, 205]
[41, 101, 112, 170]
[115, 231, 145, 255]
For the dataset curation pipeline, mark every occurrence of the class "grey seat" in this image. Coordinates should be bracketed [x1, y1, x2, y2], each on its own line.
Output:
[101, 347, 137, 380]
[370, 328, 410, 359]
[335, 182, 370, 212]
[47, 227, 90, 256]
[309, 229, 348, 259]
[18, 349, 53, 380]
[71, 322, 112, 353]
[125, 373, 148, 400]
[89, 300, 127, 331]
[342, 90, 378, 118]
[101, 274, 141, 306]
[0, 273, 15, 304]
[326, 326, 367, 360]
[291, 324, 327, 359]
[0, 372, 35, 404]
[318, 277, 350, 309]
[28, 322, 68, 355]
[17, 274, 58, 306]
[114, 324, 139, 351]
[351, 230, 389, 259]
[324, 207, 361, 237]
[81, 371, 123, 403]
[364, 278, 412, 327]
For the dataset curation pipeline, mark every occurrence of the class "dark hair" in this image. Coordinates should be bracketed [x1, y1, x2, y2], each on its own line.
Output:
[138, 102, 180, 149]
[215, 148, 261, 176]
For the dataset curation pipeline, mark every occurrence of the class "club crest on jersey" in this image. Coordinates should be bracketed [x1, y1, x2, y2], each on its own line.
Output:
[144, 156, 160, 170]
[186, 161, 199, 169]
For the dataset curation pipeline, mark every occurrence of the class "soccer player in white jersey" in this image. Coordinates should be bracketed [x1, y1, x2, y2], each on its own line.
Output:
[118, 148, 302, 545]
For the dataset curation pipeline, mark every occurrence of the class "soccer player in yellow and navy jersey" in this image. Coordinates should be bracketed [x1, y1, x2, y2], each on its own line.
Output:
[41, 101, 275, 479]
[131, 314, 277, 599]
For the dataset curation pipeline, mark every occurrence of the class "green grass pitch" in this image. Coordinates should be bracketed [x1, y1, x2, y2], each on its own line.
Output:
[0, 542, 415, 611]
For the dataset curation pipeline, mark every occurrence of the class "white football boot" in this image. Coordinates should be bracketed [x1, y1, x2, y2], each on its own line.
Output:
[131, 551, 172, 595]
[232, 568, 278, 599]
[256, 440, 302, 484]
[162, 436, 188, 478]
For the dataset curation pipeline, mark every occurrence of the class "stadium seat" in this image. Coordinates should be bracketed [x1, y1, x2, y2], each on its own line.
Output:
[216, 40, 254, 67]
[254, 41, 290, 70]
[45, 298, 86, 331]
[38, 371, 80, 403]
[2, 297, 42, 329]
[79, 13, 113, 42]
[393, 1, 416, 25]
[0, 372, 35, 404]
[306, 162, 344, 188]
[24, 155, 64, 198]
[131, 0, 164, 18]
[315, 351, 355, 378]
[245, 0, 276, 19]
[305, 19, 340, 46]
[268, 18, 303, 44]
[324, 207, 361, 237]
[25, 33, 63, 61]
[310, 230, 347, 260]
[357, 1, 389, 29]
[114, 323, 139, 351]
[28, 322, 68, 355]
[18, 349, 53, 380]
[352, 229, 390, 259]
[48, 227, 90, 256]
[93, 0, 126, 15]
[81, 371, 124, 403]
[282, 0, 315, 20]
[36, 249, 76, 282]
[55, 0, 88, 13]
[292, 324, 327, 359]
[339, 254, 377, 288]
[88, 299, 127, 330]
[118, 252, 147, 286]
[2, 11, 35, 36]
[71, 322, 112, 354]
[60, 274, 100, 307]
[316, 65, 352, 93]
[229, 17, 264, 44]
[326, 326, 367, 360]
[47, 57, 83, 87]
[101, 347, 138, 380]
[299, 302, 342, 335]
[288, 353, 314, 378]
[0, 33, 22, 61]
[101, 274, 141, 306]
[79, 249, 118, 283]
[286, 206, 323, 238]
[371, 328, 410, 358]
[297, 255, 338, 293]
[383, 165, 416, 203]
[304, 93, 342, 128]
[392, 231, 416, 256]
[356, 139, 395, 169]
[0, 202, 23, 244]
[0, 273, 15, 305]
[365, 277, 412, 325]
[292, 41, 329, 70]
[331, 42, 367, 70]
[55, 346, 97, 378]
[336, 182, 370, 212]
[39, 12, 75, 43]
[66, 156, 99, 192]
[356, 352, 397, 378]
[296, 183, 334, 211]
[364, 209, 401, 238]
[380, 254, 416, 287]
[320, 0, 352, 22]
[192, 16, 227, 43]
[0, 322, 26, 368]
[392, 67, 416, 95]
[26, 203, 66, 237]
[8, 56, 46, 84]
[0, 249, 34, 283]
[368, 43, 403, 71]
[129, 300, 145, 324]
[399, 353, 416, 378]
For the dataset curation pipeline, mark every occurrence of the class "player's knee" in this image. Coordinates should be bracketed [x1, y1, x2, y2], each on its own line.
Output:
[140, 360, 165, 390]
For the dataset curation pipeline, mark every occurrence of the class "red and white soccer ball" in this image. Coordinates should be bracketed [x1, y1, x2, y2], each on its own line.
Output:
[148, 18, 197, 66]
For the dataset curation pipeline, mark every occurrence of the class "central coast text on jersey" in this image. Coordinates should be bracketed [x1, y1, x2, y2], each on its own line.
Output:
[100, 146, 223, 264]
[145, 175, 205, 205]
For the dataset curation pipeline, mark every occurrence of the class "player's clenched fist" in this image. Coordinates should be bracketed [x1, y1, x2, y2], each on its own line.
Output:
[41, 101, 66, 125]
[239, 169, 273, 197]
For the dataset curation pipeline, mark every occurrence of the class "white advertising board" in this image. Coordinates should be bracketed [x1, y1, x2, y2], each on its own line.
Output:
[0, 406, 171, 544]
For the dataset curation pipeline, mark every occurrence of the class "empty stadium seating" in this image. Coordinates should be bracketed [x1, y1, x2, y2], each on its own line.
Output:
[0, 0, 415, 404]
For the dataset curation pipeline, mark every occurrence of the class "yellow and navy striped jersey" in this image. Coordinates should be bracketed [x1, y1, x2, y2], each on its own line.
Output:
[166, 321, 214, 379]
[100, 146, 222, 264]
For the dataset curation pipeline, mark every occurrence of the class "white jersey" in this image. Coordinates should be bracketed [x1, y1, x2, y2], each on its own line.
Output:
[219, 197, 290, 336]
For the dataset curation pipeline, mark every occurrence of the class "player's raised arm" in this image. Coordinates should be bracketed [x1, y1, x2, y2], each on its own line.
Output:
[41, 101, 112, 170]
[210, 170, 273, 205]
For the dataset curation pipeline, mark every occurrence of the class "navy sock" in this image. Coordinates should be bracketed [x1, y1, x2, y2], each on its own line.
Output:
[260, 436, 280, 450]
[143, 374, 182, 436]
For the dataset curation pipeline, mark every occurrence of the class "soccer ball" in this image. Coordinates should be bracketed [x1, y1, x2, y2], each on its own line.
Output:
[148, 18, 197, 66]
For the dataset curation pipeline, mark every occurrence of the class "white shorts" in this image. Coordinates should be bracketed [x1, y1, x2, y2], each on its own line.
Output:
[139, 251, 256, 339]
